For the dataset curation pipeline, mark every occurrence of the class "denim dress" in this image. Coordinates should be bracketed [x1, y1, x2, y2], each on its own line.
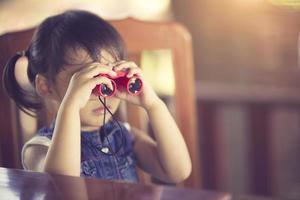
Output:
[37, 120, 139, 183]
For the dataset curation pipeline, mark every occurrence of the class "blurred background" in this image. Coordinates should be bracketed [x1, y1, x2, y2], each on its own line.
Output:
[0, 0, 300, 199]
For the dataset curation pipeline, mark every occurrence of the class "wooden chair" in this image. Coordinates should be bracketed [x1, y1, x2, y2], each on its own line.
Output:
[0, 18, 200, 188]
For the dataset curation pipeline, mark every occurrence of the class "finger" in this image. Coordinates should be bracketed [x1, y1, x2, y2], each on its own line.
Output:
[89, 76, 114, 90]
[126, 67, 142, 78]
[113, 61, 139, 72]
[112, 60, 127, 68]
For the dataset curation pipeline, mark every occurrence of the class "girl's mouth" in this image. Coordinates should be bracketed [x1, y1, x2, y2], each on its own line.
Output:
[92, 106, 110, 114]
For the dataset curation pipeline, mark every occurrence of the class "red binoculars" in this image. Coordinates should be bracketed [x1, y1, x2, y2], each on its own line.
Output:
[92, 71, 143, 97]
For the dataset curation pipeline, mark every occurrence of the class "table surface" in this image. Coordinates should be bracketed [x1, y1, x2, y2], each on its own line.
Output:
[0, 167, 230, 200]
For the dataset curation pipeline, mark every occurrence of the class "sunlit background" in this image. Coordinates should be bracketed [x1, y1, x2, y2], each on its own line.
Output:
[0, 0, 172, 34]
[0, 0, 300, 199]
[270, 0, 300, 8]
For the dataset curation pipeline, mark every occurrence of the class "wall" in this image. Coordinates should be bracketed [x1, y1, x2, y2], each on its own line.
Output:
[172, 0, 300, 199]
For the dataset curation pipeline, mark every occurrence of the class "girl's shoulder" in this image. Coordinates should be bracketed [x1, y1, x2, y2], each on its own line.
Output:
[36, 126, 54, 139]
[36, 118, 56, 139]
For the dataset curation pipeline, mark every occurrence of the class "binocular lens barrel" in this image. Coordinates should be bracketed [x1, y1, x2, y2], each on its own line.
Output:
[93, 73, 143, 97]
[128, 78, 142, 94]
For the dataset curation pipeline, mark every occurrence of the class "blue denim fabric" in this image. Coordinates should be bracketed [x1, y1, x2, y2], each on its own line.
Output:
[37, 120, 139, 183]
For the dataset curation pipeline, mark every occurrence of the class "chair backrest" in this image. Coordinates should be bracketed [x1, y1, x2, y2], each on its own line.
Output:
[0, 18, 200, 188]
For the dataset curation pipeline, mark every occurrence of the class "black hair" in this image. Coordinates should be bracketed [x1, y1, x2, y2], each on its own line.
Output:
[2, 10, 127, 116]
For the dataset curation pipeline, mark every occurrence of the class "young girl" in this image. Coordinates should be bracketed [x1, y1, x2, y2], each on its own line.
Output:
[3, 10, 191, 184]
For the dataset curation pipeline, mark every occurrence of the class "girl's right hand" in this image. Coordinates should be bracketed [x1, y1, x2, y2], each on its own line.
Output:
[61, 63, 117, 110]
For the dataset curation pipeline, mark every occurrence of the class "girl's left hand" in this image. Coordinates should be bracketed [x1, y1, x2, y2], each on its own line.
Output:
[113, 61, 161, 111]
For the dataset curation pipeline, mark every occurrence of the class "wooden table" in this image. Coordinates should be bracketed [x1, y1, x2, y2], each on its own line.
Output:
[0, 167, 229, 200]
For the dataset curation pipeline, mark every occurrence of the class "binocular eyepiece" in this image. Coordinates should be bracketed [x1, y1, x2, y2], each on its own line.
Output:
[92, 71, 143, 97]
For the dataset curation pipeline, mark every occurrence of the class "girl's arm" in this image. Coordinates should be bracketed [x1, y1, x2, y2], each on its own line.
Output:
[43, 101, 81, 176]
[40, 64, 116, 176]
[114, 61, 192, 183]
[22, 103, 81, 176]
[132, 100, 192, 183]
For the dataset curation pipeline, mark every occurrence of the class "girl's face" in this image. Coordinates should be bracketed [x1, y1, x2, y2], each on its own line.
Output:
[52, 48, 121, 131]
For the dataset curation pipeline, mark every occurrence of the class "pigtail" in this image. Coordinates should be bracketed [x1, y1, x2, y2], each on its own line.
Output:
[2, 51, 42, 116]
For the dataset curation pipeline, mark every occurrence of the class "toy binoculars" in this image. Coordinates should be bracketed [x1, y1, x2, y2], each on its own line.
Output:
[92, 71, 143, 97]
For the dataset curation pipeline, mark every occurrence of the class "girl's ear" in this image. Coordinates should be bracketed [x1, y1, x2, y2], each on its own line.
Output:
[35, 74, 57, 100]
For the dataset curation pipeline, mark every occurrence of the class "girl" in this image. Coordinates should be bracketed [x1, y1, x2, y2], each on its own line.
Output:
[3, 10, 191, 184]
